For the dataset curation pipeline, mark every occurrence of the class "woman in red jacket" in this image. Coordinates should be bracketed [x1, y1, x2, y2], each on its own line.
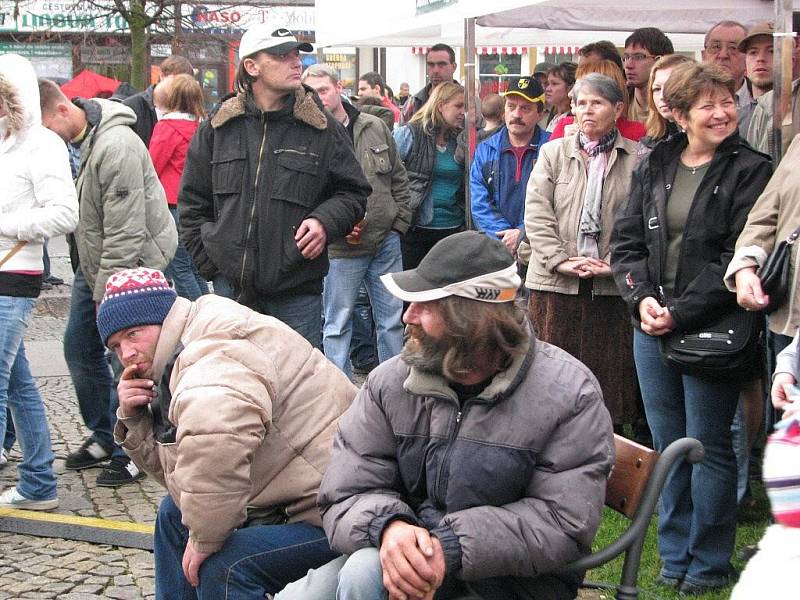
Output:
[149, 74, 209, 300]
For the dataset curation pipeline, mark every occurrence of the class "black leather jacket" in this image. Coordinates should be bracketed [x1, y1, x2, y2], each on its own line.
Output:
[611, 131, 772, 331]
[179, 86, 370, 303]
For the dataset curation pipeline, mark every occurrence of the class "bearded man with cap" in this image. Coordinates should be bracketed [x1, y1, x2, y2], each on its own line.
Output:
[470, 76, 549, 257]
[178, 26, 370, 349]
[97, 267, 357, 599]
[276, 231, 615, 600]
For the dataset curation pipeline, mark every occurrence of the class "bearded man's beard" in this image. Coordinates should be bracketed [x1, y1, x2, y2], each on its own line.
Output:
[400, 324, 449, 375]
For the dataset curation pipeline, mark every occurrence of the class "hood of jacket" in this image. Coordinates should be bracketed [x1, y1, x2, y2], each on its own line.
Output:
[158, 118, 198, 144]
[0, 53, 40, 150]
[210, 85, 327, 130]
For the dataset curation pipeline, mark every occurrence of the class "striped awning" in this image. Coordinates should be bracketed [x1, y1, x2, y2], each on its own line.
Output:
[543, 46, 580, 55]
[412, 46, 528, 54]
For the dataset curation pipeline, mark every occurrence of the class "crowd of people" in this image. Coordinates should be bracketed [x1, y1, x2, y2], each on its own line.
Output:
[0, 14, 798, 600]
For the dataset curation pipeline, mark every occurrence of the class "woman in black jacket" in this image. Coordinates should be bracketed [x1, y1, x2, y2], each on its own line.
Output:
[610, 62, 772, 595]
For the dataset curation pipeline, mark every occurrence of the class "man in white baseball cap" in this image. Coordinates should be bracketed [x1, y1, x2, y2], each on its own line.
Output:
[178, 25, 370, 349]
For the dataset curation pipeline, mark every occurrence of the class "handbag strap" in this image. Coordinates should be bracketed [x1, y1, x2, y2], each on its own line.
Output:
[0, 241, 27, 270]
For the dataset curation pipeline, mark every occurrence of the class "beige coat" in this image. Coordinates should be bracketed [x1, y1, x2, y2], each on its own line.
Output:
[725, 134, 800, 336]
[524, 133, 637, 295]
[114, 295, 357, 554]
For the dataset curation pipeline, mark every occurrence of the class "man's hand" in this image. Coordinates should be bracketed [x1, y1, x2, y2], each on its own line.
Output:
[735, 267, 769, 311]
[379, 521, 440, 600]
[638, 297, 675, 336]
[182, 539, 212, 587]
[496, 229, 521, 255]
[295, 218, 327, 259]
[117, 364, 156, 418]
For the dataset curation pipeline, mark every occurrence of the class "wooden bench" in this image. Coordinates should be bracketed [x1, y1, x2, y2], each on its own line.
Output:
[558, 435, 705, 600]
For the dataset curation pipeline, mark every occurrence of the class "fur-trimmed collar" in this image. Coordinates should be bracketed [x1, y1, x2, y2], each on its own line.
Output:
[210, 86, 328, 130]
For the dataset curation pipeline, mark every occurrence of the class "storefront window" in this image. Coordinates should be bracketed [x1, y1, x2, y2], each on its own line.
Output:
[478, 53, 522, 98]
[322, 47, 357, 97]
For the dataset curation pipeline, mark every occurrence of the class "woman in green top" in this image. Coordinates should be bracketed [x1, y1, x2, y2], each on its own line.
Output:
[393, 82, 465, 269]
[611, 62, 772, 596]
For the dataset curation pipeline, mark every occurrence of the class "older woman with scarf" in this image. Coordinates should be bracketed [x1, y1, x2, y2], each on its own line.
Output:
[524, 73, 638, 429]
[611, 62, 772, 595]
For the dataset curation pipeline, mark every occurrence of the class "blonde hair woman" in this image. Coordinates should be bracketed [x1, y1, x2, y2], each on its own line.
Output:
[393, 82, 466, 269]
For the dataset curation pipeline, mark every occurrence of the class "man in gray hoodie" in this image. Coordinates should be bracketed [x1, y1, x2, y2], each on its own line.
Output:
[39, 79, 177, 487]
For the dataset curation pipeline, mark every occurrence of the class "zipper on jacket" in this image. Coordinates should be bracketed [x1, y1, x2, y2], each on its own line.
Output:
[237, 116, 268, 300]
[273, 148, 320, 159]
[433, 404, 467, 506]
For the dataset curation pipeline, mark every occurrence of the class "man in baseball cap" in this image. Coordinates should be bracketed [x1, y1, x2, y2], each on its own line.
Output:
[99, 268, 356, 597]
[178, 22, 369, 351]
[469, 77, 549, 258]
[276, 230, 614, 600]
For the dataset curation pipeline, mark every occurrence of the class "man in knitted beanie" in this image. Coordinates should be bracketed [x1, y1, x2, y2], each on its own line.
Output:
[97, 267, 357, 599]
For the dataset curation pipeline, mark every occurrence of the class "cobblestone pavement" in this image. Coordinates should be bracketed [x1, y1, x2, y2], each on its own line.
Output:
[0, 241, 162, 599]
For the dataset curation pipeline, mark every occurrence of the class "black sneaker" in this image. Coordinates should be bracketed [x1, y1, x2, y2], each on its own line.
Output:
[96, 456, 145, 487]
[44, 275, 64, 286]
[65, 439, 112, 470]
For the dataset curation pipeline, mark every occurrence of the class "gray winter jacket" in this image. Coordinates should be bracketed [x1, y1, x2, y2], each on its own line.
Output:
[319, 329, 615, 591]
[74, 98, 177, 301]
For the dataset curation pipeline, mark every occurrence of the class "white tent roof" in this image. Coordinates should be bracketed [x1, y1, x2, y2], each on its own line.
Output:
[478, 0, 798, 33]
[316, 0, 793, 48]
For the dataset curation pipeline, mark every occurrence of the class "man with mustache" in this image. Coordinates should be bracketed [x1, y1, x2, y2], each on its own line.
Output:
[276, 231, 614, 600]
[469, 77, 549, 257]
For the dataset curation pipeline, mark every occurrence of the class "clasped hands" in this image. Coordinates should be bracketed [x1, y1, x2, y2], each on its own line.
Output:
[379, 521, 447, 600]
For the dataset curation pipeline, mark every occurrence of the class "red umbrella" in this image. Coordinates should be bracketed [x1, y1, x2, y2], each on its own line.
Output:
[61, 70, 121, 99]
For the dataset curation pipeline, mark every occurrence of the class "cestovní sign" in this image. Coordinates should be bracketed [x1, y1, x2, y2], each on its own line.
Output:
[0, 1, 315, 34]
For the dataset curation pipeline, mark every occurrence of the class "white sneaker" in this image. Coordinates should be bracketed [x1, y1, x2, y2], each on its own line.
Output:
[0, 487, 59, 511]
[0, 449, 7, 468]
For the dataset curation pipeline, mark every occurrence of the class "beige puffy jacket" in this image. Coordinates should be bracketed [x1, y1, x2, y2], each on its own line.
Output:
[114, 295, 357, 553]
[725, 134, 800, 336]
[523, 133, 637, 295]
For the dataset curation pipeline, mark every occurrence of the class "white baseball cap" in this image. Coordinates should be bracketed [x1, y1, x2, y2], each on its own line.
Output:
[238, 26, 313, 60]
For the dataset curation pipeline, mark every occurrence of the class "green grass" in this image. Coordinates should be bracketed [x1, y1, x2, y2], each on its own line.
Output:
[583, 482, 770, 600]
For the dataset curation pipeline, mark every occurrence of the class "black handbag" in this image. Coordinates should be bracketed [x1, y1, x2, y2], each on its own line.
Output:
[659, 307, 763, 379]
[758, 226, 800, 314]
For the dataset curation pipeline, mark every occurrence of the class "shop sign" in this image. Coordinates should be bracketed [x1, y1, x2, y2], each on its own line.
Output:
[0, 1, 147, 33]
[415, 0, 457, 15]
[81, 45, 129, 64]
[0, 42, 71, 58]
[184, 4, 314, 34]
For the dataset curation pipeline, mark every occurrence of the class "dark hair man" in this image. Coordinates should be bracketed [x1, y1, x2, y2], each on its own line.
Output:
[38, 78, 177, 487]
[276, 231, 614, 600]
[579, 40, 624, 72]
[178, 26, 371, 349]
[470, 77, 550, 257]
[100, 268, 357, 598]
[123, 54, 194, 146]
[358, 71, 401, 125]
[737, 22, 775, 137]
[302, 64, 412, 380]
[623, 27, 674, 124]
[401, 43, 458, 123]
[746, 16, 800, 154]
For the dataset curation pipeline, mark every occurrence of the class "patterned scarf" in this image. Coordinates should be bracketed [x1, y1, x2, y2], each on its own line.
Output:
[577, 128, 618, 258]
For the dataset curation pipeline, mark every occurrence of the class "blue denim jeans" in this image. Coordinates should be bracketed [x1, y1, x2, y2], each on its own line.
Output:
[63, 269, 124, 458]
[154, 495, 338, 600]
[212, 274, 322, 350]
[633, 329, 739, 587]
[276, 548, 562, 600]
[4, 407, 15, 450]
[0, 296, 57, 500]
[323, 233, 404, 379]
[349, 284, 378, 371]
[164, 206, 209, 301]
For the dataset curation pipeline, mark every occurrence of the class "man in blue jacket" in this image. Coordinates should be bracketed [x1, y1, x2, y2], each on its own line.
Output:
[470, 76, 549, 256]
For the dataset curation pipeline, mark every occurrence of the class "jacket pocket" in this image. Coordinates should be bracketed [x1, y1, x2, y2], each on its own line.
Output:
[365, 144, 393, 176]
[271, 149, 320, 206]
[211, 150, 246, 217]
